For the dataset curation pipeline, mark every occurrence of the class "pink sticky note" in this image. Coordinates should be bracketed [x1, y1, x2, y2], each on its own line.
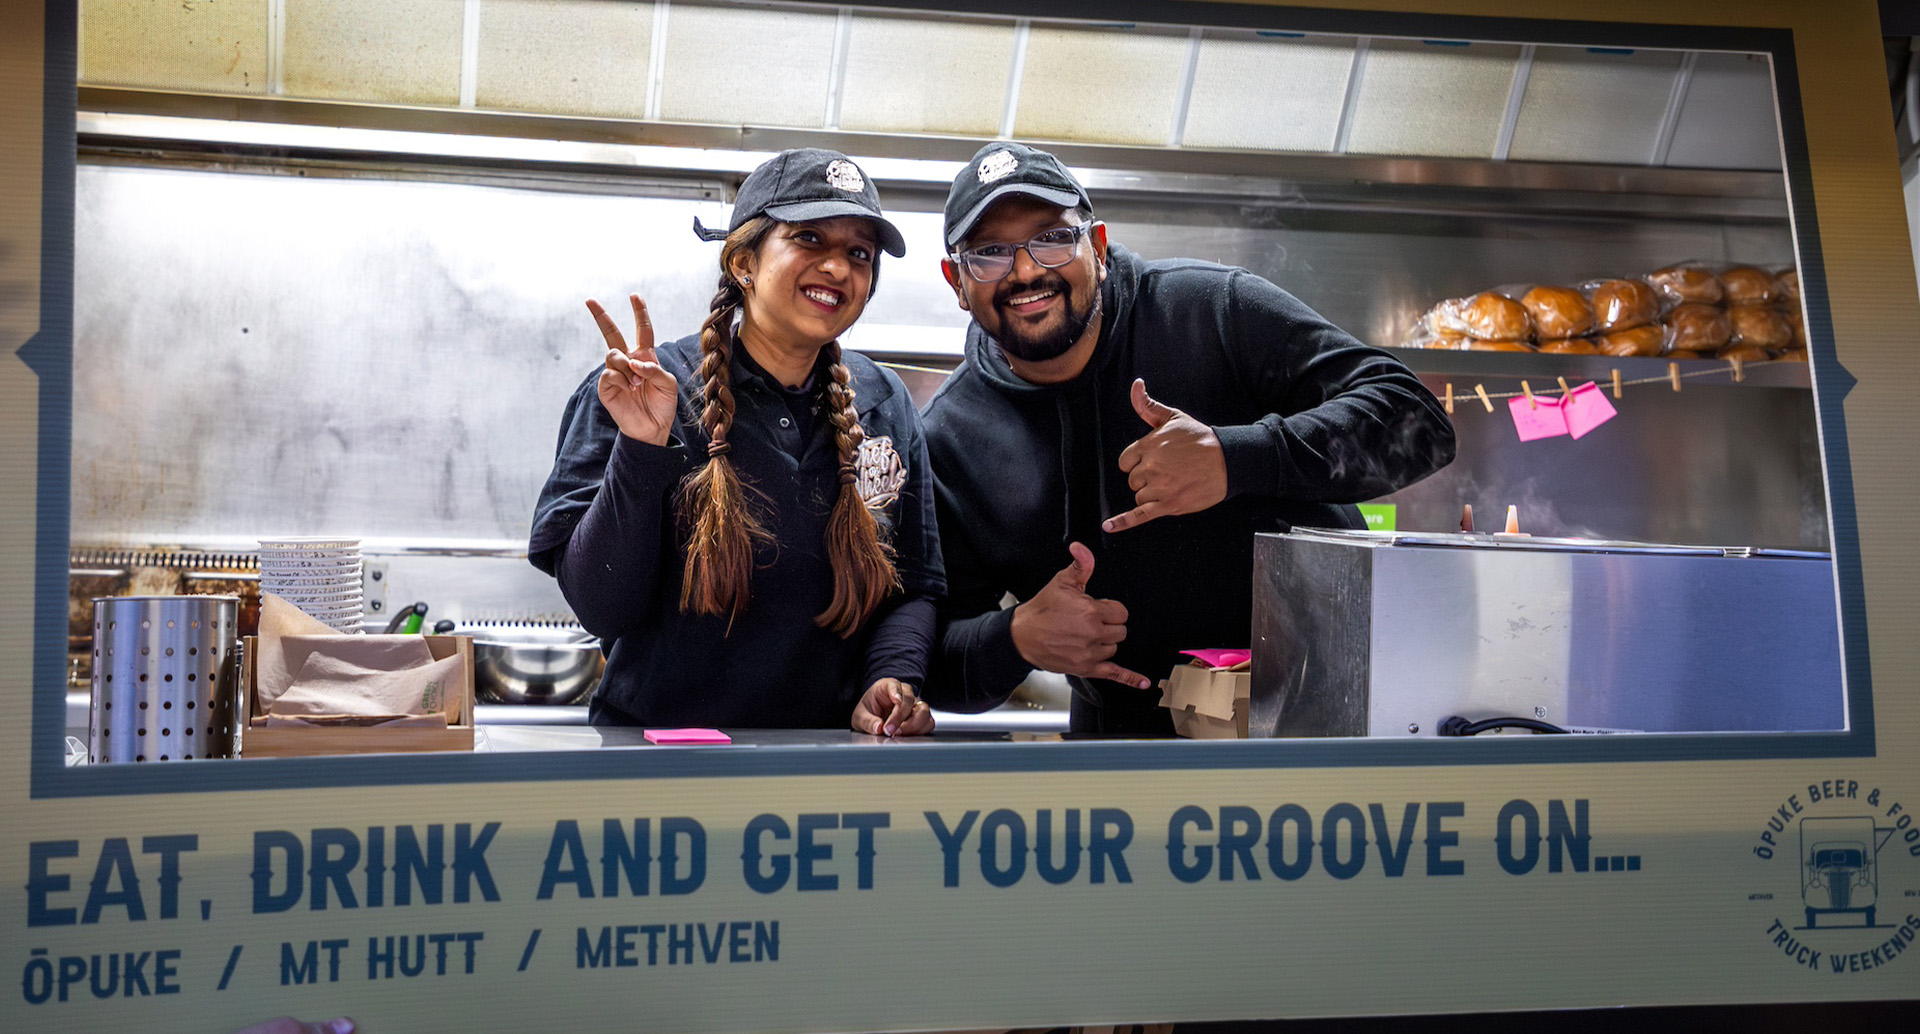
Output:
[1508, 394, 1569, 441]
[1179, 649, 1252, 669]
[644, 728, 732, 745]
[1563, 382, 1619, 439]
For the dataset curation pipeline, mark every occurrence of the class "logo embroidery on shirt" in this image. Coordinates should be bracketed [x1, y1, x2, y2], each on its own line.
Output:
[825, 159, 866, 193]
[977, 149, 1018, 184]
[854, 436, 907, 510]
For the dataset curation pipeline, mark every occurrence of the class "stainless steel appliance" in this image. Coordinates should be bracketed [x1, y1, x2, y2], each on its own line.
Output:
[1250, 529, 1844, 738]
[88, 595, 243, 762]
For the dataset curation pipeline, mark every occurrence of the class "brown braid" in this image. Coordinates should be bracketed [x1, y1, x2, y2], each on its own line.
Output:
[815, 338, 901, 637]
[677, 217, 776, 622]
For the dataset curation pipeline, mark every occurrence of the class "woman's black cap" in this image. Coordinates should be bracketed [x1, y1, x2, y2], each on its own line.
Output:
[693, 148, 906, 257]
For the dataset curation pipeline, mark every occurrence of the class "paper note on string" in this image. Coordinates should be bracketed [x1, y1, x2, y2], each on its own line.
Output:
[1508, 394, 1569, 441]
[1563, 382, 1619, 439]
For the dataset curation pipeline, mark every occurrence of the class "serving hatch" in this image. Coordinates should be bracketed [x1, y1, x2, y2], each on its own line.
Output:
[1250, 528, 1845, 738]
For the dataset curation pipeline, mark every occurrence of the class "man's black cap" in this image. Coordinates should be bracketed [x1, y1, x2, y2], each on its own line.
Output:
[943, 142, 1093, 249]
[693, 148, 906, 257]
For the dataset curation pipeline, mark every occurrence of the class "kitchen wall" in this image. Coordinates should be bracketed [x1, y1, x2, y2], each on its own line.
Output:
[73, 156, 1818, 566]
[68, 0, 1827, 625]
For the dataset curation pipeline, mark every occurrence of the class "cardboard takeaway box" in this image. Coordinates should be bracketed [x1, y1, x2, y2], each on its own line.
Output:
[240, 635, 475, 757]
[1158, 650, 1251, 739]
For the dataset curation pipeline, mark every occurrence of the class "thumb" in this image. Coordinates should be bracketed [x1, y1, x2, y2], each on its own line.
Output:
[1050, 541, 1096, 592]
[1131, 378, 1176, 429]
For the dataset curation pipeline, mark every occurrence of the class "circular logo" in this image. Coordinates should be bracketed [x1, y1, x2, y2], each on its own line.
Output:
[1745, 779, 1919, 975]
[825, 159, 865, 193]
[854, 435, 906, 510]
[977, 150, 1018, 184]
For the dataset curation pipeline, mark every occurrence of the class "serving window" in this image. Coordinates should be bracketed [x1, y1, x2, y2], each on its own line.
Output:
[37, 0, 1868, 796]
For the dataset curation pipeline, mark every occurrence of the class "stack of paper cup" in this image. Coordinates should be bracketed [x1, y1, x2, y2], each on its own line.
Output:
[257, 537, 364, 632]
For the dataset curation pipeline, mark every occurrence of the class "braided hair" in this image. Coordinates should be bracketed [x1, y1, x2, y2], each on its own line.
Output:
[677, 217, 777, 622]
[677, 216, 899, 636]
[815, 336, 901, 636]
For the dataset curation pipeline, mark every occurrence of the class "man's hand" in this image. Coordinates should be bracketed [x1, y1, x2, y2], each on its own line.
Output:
[852, 679, 933, 737]
[1104, 378, 1228, 533]
[1010, 543, 1151, 690]
[590, 293, 680, 447]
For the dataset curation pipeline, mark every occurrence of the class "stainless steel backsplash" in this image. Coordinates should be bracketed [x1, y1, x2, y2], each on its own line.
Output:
[72, 157, 1820, 590]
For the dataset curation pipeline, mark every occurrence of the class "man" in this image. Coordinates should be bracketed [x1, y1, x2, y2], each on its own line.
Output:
[920, 142, 1456, 735]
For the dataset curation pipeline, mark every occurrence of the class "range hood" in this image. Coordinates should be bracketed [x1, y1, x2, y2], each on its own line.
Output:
[77, 0, 1785, 173]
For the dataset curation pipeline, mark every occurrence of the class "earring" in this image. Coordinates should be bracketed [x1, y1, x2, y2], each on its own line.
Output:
[739, 275, 753, 288]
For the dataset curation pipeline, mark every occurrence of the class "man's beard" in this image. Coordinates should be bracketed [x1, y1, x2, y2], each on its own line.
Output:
[989, 272, 1100, 364]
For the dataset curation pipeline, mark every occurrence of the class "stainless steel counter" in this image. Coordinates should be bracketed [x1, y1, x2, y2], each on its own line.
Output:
[63, 691, 1070, 743]
[474, 725, 1051, 752]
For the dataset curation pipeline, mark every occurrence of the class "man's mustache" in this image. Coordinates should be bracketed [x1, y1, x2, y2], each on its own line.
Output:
[993, 273, 1072, 308]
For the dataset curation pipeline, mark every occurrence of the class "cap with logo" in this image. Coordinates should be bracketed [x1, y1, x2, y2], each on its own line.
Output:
[693, 148, 906, 257]
[943, 142, 1093, 249]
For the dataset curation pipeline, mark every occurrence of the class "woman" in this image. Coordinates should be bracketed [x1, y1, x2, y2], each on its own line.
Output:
[528, 149, 943, 736]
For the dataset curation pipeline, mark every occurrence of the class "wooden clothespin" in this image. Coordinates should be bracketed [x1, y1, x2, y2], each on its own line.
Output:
[1521, 380, 1536, 409]
[1443, 382, 1454, 415]
[1730, 357, 1745, 383]
[1668, 361, 1682, 392]
[1474, 384, 1494, 413]
[1557, 376, 1572, 397]
[1611, 368, 1623, 399]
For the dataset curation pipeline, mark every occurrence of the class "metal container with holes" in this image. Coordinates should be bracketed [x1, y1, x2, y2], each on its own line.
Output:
[89, 595, 242, 762]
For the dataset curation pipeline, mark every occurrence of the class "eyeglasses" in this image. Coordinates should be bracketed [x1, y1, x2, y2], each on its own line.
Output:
[951, 224, 1091, 283]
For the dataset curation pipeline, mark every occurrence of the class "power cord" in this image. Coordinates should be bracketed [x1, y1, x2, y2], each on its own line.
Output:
[1438, 714, 1570, 736]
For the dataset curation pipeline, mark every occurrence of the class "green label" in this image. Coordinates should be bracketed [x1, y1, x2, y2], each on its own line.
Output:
[1357, 504, 1397, 531]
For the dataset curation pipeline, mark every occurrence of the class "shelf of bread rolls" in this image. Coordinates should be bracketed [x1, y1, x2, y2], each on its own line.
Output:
[1392, 264, 1810, 390]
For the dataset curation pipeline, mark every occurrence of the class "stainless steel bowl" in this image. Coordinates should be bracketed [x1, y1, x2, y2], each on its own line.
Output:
[464, 625, 603, 705]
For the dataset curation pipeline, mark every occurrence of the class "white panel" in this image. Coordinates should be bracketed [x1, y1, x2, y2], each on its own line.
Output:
[282, 0, 464, 105]
[475, 0, 655, 118]
[81, 0, 270, 94]
[1184, 31, 1355, 153]
[838, 12, 1014, 137]
[1345, 39, 1521, 159]
[1664, 51, 1783, 171]
[1013, 22, 1188, 146]
[658, 2, 837, 129]
[1509, 47, 1683, 165]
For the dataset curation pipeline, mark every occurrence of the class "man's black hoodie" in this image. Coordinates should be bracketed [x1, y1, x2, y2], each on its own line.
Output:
[920, 243, 1456, 734]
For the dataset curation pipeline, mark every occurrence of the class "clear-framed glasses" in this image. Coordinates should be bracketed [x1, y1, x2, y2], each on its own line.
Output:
[951, 223, 1091, 283]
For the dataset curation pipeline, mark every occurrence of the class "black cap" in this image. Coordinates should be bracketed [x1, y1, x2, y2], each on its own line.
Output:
[693, 148, 906, 257]
[943, 142, 1092, 249]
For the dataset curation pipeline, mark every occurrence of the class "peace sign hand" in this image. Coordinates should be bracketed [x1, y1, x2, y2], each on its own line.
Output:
[589, 294, 679, 447]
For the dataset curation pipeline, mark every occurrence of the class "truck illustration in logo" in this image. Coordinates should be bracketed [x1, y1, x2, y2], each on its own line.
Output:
[1800, 816, 1897, 928]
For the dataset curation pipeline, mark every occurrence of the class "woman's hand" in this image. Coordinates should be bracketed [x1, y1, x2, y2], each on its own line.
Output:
[852, 679, 933, 737]
[589, 294, 678, 447]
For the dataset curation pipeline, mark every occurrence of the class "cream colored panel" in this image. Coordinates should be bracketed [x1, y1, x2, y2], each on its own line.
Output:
[1345, 39, 1520, 159]
[1014, 23, 1188, 146]
[475, 0, 654, 117]
[838, 13, 1012, 137]
[658, 2, 835, 128]
[81, 0, 269, 94]
[1184, 31, 1354, 152]
[283, 0, 464, 106]
[1665, 51, 1783, 171]
[1508, 46, 1681, 165]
